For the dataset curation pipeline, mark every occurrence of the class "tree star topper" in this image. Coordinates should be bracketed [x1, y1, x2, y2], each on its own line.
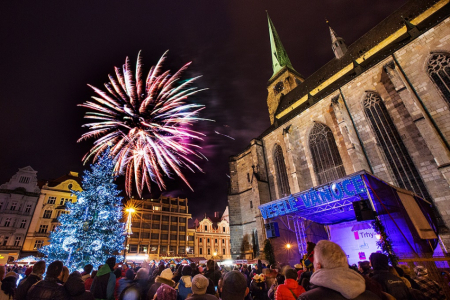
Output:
[78, 51, 209, 197]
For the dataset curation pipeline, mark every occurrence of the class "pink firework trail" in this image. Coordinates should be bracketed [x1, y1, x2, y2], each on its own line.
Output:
[78, 51, 209, 197]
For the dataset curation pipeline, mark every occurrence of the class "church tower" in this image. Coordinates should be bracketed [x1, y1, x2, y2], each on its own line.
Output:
[266, 12, 304, 124]
[329, 24, 347, 59]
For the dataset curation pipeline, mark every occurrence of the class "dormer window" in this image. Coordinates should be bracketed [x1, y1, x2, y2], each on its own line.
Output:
[19, 176, 30, 184]
[273, 81, 284, 95]
[204, 225, 208, 231]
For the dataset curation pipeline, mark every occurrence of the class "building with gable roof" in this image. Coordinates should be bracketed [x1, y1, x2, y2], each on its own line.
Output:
[192, 207, 231, 260]
[0, 166, 40, 263]
[228, 0, 450, 261]
[22, 171, 82, 257]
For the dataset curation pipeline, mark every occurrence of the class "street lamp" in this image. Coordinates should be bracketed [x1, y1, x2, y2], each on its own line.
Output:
[124, 206, 136, 261]
[286, 243, 291, 265]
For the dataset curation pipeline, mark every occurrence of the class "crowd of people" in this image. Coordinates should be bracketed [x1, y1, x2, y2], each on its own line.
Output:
[0, 240, 446, 300]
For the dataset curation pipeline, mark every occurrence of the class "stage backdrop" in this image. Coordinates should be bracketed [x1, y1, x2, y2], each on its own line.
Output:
[329, 220, 379, 265]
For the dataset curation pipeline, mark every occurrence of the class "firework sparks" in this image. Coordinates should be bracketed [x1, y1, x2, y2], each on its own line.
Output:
[78, 51, 209, 197]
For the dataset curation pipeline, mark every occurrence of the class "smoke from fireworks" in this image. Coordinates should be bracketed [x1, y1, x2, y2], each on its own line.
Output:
[78, 51, 209, 197]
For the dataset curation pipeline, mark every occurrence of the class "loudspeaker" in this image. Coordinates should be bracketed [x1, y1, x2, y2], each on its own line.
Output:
[265, 222, 280, 238]
[353, 200, 375, 221]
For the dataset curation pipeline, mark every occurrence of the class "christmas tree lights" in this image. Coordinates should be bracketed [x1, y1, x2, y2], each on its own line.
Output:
[39, 149, 126, 271]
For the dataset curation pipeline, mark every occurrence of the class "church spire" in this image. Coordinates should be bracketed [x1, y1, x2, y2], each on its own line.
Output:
[327, 21, 347, 59]
[267, 12, 295, 77]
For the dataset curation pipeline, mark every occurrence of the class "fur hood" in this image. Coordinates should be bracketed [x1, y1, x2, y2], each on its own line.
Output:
[156, 276, 176, 287]
[310, 267, 365, 299]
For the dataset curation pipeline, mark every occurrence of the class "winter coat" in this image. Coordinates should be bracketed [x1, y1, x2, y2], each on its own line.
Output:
[176, 276, 192, 300]
[275, 279, 305, 300]
[90, 264, 116, 300]
[204, 269, 221, 287]
[147, 276, 176, 300]
[117, 278, 134, 298]
[26, 276, 69, 300]
[300, 266, 374, 300]
[250, 280, 267, 300]
[64, 272, 95, 300]
[0, 276, 17, 300]
[16, 274, 41, 300]
[371, 270, 410, 300]
[186, 294, 217, 300]
[298, 287, 381, 300]
[85, 277, 95, 291]
[82, 273, 91, 282]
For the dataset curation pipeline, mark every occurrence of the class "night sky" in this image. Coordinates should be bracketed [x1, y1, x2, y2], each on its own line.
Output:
[0, 0, 406, 219]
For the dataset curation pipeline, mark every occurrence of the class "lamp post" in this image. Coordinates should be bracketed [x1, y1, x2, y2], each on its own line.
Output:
[286, 243, 291, 265]
[124, 207, 136, 262]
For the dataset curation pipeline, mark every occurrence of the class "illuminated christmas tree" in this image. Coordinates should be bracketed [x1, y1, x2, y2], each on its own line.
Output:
[40, 149, 125, 271]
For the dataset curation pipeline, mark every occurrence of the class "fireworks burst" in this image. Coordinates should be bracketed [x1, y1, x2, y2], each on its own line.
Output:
[78, 51, 208, 197]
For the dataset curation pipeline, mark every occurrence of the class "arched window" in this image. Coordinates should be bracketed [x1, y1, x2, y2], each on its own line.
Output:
[273, 144, 290, 197]
[364, 92, 431, 200]
[309, 123, 345, 184]
[427, 53, 450, 102]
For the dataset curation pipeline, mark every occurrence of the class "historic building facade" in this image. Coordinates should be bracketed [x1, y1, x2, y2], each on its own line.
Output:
[191, 207, 231, 260]
[0, 167, 40, 263]
[125, 196, 193, 261]
[228, 0, 450, 259]
[22, 172, 82, 257]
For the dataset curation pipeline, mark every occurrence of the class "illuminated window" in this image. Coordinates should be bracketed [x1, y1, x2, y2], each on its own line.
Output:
[47, 197, 56, 204]
[273, 144, 290, 197]
[364, 92, 431, 200]
[427, 53, 450, 103]
[34, 240, 44, 250]
[309, 122, 345, 184]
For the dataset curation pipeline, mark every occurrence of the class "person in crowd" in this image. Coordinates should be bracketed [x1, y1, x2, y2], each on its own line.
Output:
[154, 284, 177, 300]
[173, 265, 183, 283]
[274, 269, 304, 300]
[176, 265, 193, 300]
[61, 266, 70, 283]
[186, 274, 216, 300]
[221, 271, 249, 300]
[190, 263, 199, 277]
[82, 264, 94, 282]
[24, 267, 33, 279]
[358, 261, 372, 276]
[250, 274, 268, 300]
[113, 268, 122, 300]
[147, 268, 175, 300]
[267, 274, 283, 300]
[388, 267, 411, 288]
[299, 240, 380, 300]
[369, 253, 409, 300]
[117, 269, 134, 298]
[90, 257, 117, 300]
[204, 260, 221, 287]
[85, 271, 98, 291]
[135, 268, 150, 298]
[413, 265, 446, 300]
[64, 271, 95, 300]
[0, 272, 18, 300]
[15, 261, 46, 300]
[398, 265, 421, 290]
[27, 260, 69, 300]
[205, 278, 215, 296]
[0, 266, 5, 281]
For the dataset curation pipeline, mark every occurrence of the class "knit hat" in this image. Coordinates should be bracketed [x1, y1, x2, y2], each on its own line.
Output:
[191, 274, 209, 294]
[414, 265, 428, 276]
[369, 253, 389, 271]
[160, 268, 173, 280]
[294, 263, 302, 269]
[125, 268, 135, 280]
[5, 272, 18, 279]
[222, 271, 248, 299]
[182, 265, 192, 276]
[156, 283, 177, 300]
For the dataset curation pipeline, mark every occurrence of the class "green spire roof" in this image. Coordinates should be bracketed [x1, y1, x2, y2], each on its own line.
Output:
[267, 12, 295, 77]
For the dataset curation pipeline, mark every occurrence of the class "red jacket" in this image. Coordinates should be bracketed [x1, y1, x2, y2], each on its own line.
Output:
[275, 279, 306, 300]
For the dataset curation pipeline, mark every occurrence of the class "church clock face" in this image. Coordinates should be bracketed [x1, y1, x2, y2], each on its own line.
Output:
[274, 81, 284, 94]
